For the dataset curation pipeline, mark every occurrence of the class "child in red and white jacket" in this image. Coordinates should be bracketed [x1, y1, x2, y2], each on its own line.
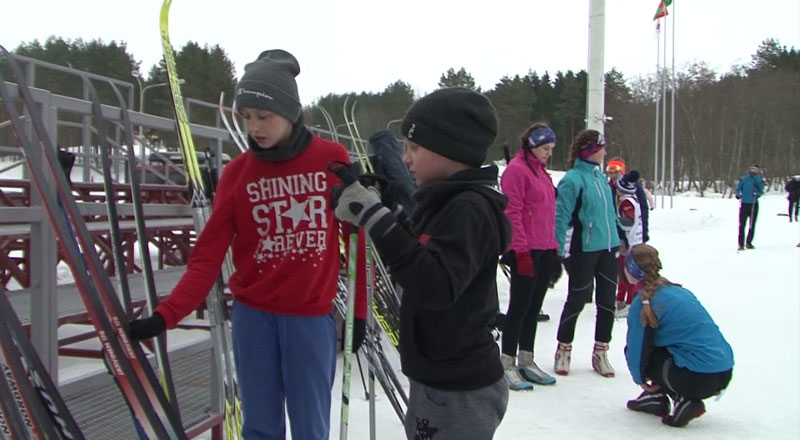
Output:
[615, 171, 644, 317]
[127, 49, 366, 440]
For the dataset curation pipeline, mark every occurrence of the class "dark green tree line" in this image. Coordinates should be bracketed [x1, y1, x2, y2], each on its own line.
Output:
[2, 36, 798, 191]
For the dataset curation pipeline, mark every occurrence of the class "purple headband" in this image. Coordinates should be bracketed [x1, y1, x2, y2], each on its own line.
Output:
[578, 133, 606, 159]
[527, 127, 556, 149]
[624, 249, 646, 281]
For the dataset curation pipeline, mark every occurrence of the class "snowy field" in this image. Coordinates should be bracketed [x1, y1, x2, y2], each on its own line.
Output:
[328, 192, 800, 440]
[2, 159, 799, 438]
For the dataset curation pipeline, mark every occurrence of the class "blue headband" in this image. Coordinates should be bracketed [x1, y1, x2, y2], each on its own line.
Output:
[624, 250, 646, 281]
[527, 127, 556, 149]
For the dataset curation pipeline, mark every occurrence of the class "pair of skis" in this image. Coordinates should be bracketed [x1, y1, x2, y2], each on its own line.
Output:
[0, 286, 85, 440]
[0, 46, 186, 439]
[334, 99, 408, 439]
[159, 1, 241, 438]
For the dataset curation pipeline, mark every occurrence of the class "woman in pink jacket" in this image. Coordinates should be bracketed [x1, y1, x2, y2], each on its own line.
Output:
[499, 122, 560, 390]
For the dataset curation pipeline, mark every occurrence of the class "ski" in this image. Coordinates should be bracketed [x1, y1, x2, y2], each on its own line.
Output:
[340, 98, 403, 349]
[339, 223, 359, 440]
[0, 45, 186, 439]
[0, 287, 86, 439]
[82, 76, 134, 315]
[158, 1, 240, 437]
[104, 79, 181, 413]
[333, 275, 406, 423]
[0, 339, 34, 440]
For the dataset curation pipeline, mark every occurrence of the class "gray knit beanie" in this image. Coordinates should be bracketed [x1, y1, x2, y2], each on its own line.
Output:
[401, 87, 498, 167]
[235, 49, 302, 123]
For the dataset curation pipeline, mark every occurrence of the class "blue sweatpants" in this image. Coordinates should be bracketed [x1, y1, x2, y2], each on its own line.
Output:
[232, 301, 337, 440]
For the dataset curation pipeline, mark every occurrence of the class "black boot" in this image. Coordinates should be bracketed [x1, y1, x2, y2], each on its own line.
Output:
[662, 395, 705, 427]
[626, 390, 670, 417]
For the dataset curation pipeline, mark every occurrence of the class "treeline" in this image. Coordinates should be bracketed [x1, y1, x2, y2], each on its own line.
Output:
[1, 36, 798, 190]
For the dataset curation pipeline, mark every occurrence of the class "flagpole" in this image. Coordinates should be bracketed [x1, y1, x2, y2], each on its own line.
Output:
[660, 11, 668, 209]
[670, 0, 676, 208]
[654, 21, 660, 206]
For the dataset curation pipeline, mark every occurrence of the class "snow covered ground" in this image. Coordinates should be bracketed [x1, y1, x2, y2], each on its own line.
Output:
[328, 192, 800, 440]
[2, 158, 799, 438]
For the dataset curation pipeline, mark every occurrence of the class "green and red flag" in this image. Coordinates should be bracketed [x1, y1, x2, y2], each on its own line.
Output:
[653, 1, 669, 20]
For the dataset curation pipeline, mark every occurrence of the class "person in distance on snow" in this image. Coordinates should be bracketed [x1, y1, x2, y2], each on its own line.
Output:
[498, 122, 560, 391]
[613, 170, 646, 319]
[333, 87, 510, 440]
[553, 129, 622, 378]
[734, 164, 765, 250]
[127, 49, 366, 440]
[606, 157, 650, 241]
[623, 244, 734, 427]
[784, 175, 800, 222]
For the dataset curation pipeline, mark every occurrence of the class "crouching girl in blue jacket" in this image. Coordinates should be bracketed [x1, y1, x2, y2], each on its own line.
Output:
[623, 244, 734, 427]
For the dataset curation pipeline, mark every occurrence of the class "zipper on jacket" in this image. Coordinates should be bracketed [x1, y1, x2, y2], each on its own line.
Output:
[585, 221, 593, 245]
[591, 173, 613, 250]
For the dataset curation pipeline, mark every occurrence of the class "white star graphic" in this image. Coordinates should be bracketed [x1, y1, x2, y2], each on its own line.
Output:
[260, 236, 275, 252]
[282, 196, 310, 230]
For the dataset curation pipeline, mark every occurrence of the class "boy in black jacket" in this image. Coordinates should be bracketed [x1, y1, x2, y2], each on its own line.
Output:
[333, 87, 511, 440]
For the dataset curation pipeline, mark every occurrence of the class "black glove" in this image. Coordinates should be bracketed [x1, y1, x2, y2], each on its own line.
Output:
[329, 162, 395, 237]
[352, 318, 366, 353]
[342, 318, 366, 353]
[128, 312, 166, 341]
[735, 194, 741, 200]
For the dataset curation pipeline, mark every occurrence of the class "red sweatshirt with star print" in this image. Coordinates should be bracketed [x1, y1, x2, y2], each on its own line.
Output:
[155, 136, 366, 328]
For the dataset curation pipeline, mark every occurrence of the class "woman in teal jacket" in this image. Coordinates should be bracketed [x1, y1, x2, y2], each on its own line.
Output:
[623, 244, 733, 427]
[553, 129, 621, 378]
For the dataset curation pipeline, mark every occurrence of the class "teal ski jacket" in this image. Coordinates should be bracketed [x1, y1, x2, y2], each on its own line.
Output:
[555, 158, 620, 256]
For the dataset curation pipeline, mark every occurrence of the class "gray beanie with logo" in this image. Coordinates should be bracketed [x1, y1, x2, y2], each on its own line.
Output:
[235, 49, 302, 123]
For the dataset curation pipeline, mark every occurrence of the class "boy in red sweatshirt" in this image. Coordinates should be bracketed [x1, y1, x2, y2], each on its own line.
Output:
[128, 49, 364, 440]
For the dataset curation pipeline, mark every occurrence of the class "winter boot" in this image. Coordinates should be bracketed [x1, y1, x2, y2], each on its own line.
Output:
[626, 390, 670, 416]
[662, 396, 706, 427]
[517, 350, 556, 385]
[500, 354, 533, 391]
[554, 342, 572, 376]
[591, 342, 615, 377]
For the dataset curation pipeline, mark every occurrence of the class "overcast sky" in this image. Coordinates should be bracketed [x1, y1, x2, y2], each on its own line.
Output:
[1, 0, 798, 104]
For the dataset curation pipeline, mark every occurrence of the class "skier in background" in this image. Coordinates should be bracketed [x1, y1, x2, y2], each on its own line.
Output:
[553, 130, 621, 378]
[613, 170, 645, 318]
[128, 49, 365, 440]
[606, 157, 650, 242]
[785, 175, 800, 222]
[498, 122, 560, 390]
[624, 244, 734, 427]
[735, 164, 765, 250]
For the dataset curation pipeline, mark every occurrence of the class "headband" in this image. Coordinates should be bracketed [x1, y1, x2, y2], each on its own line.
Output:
[625, 249, 647, 281]
[527, 127, 556, 149]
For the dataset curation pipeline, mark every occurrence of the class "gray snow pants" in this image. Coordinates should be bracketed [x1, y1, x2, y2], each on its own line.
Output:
[404, 378, 508, 440]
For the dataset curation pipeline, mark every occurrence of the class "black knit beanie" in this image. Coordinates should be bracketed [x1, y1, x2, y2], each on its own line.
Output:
[235, 49, 302, 123]
[401, 87, 498, 168]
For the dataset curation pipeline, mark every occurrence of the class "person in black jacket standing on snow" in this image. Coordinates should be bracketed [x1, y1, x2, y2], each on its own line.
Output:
[333, 87, 511, 440]
[785, 175, 800, 222]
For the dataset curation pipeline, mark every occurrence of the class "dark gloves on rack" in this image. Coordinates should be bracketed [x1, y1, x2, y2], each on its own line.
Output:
[341, 317, 366, 353]
[128, 312, 166, 341]
[352, 318, 366, 353]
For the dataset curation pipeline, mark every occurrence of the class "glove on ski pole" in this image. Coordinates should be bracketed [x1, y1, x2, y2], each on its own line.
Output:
[128, 312, 167, 340]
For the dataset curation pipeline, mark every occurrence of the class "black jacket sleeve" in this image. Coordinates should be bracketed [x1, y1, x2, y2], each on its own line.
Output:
[371, 197, 497, 311]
